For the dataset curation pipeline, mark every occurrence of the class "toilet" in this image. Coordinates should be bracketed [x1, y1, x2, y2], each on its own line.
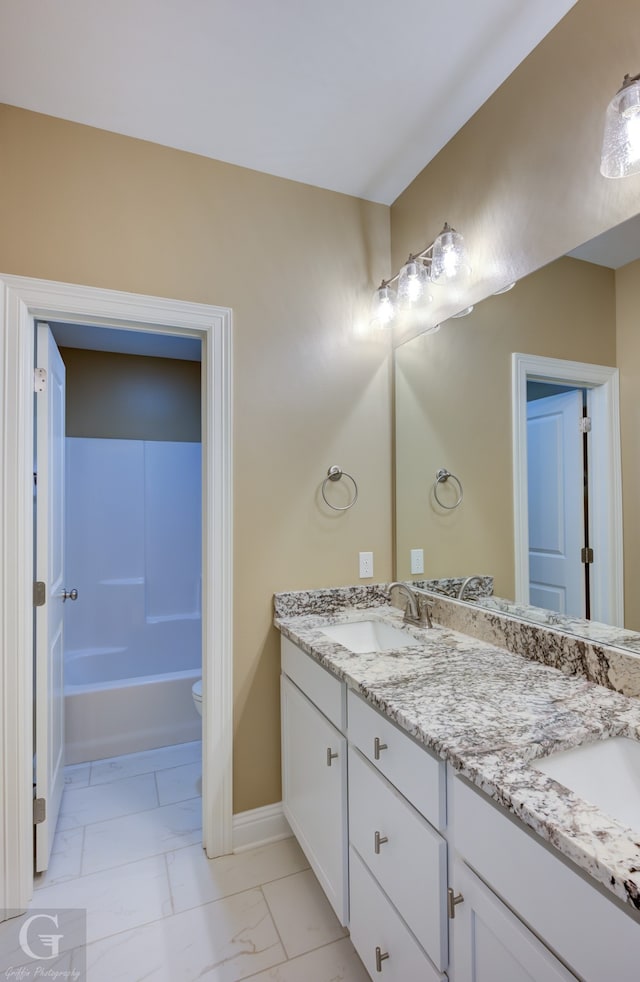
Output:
[192, 679, 202, 717]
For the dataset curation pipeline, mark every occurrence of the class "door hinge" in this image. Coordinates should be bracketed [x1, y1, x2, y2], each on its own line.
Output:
[33, 796, 46, 825]
[581, 547, 594, 564]
[33, 581, 46, 607]
[34, 367, 47, 393]
[579, 416, 592, 433]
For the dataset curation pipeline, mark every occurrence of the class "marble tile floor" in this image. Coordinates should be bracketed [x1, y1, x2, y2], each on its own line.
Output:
[1, 741, 368, 981]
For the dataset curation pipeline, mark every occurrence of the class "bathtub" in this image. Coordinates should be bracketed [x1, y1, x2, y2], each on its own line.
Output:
[65, 644, 202, 764]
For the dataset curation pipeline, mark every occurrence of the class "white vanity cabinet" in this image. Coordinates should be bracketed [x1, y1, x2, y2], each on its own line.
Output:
[280, 633, 640, 982]
[280, 637, 348, 924]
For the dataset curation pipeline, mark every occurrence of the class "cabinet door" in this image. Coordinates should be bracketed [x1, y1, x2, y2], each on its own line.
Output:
[451, 860, 577, 982]
[281, 675, 348, 924]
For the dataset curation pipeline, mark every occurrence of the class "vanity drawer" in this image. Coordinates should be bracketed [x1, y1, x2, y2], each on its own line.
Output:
[349, 846, 446, 982]
[281, 636, 346, 731]
[347, 689, 446, 829]
[349, 746, 448, 970]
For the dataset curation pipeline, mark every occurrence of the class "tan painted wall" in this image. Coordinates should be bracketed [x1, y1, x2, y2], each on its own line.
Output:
[0, 104, 392, 813]
[390, 0, 640, 342]
[395, 257, 616, 597]
[61, 348, 202, 441]
[616, 259, 640, 630]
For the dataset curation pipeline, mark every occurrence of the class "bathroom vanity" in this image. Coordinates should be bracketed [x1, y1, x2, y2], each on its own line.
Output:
[275, 586, 640, 981]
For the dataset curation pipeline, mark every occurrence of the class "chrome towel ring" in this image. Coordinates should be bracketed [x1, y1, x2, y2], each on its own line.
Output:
[321, 466, 359, 511]
[433, 468, 463, 510]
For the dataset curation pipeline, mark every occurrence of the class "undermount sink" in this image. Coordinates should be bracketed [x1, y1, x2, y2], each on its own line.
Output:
[533, 736, 640, 830]
[320, 620, 414, 654]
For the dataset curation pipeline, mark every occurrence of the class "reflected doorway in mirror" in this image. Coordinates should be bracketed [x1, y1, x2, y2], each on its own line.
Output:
[512, 353, 623, 627]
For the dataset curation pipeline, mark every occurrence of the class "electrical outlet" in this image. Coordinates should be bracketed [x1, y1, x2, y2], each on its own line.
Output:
[359, 551, 374, 578]
[410, 548, 424, 575]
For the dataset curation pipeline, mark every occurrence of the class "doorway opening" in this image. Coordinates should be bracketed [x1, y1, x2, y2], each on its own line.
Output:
[34, 322, 206, 874]
[55, 324, 203, 764]
[0, 274, 232, 918]
[512, 353, 623, 627]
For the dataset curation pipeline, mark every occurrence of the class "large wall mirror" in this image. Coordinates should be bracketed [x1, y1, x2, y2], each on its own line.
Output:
[394, 211, 640, 642]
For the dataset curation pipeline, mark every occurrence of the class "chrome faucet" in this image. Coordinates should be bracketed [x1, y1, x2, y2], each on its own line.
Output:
[457, 576, 485, 601]
[388, 581, 433, 628]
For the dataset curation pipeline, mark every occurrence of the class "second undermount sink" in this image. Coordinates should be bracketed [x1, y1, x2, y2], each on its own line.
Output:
[320, 620, 415, 654]
[533, 736, 640, 830]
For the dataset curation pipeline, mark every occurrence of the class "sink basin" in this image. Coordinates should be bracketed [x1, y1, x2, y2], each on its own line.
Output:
[320, 620, 414, 654]
[533, 736, 640, 830]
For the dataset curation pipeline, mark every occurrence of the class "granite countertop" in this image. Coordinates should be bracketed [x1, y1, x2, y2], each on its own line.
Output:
[274, 597, 640, 913]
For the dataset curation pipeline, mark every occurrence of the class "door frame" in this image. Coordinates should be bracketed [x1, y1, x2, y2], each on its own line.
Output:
[0, 273, 233, 915]
[512, 352, 623, 626]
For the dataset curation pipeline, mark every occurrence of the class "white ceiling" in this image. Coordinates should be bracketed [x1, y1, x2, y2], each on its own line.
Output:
[568, 213, 640, 269]
[0, 0, 576, 205]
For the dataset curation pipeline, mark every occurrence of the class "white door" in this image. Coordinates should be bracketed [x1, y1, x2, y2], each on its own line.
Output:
[527, 389, 585, 617]
[34, 324, 68, 871]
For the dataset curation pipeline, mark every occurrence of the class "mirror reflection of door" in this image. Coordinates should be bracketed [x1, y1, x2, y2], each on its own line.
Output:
[526, 383, 590, 618]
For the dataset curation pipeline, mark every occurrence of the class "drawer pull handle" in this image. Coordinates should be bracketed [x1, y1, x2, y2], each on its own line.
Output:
[374, 830, 389, 854]
[447, 887, 465, 918]
[374, 737, 388, 760]
[375, 946, 390, 972]
[326, 748, 339, 766]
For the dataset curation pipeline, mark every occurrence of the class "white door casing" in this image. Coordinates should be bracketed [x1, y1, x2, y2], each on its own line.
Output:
[527, 389, 584, 617]
[512, 353, 623, 626]
[0, 274, 233, 918]
[34, 325, 67, 871]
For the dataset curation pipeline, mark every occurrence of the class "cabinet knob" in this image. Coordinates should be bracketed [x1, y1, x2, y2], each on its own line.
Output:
[375, 946, 390, 972]
[374, 737, 388, 760]
[326, 748, 339, 766]
[447, 886, 465, 918]
[374, 830, 389, 854]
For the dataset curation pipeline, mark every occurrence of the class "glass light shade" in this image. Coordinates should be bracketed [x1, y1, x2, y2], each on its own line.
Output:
[397, 257, 429, 306]
[430, 224, 470, 283]
[371, 283, 397, 328]
[601, 75, 640, 178]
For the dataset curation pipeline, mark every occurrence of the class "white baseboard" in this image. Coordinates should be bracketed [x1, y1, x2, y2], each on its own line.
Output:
[232, 802, 292, 853]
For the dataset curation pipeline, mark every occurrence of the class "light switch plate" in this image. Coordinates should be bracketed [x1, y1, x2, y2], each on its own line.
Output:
[410, 548, 424, 574]
[359, 551, 374, 578]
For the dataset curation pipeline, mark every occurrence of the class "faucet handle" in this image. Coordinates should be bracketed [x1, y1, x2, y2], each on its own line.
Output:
[416, 595, 434, 629]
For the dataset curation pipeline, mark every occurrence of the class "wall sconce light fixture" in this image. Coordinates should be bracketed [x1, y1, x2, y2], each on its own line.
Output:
[371, 222, 470, 329]
[601, 73, 640, 178]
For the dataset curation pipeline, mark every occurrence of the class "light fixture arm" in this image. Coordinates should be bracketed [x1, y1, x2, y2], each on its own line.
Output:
[619, 72, 640, 92]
